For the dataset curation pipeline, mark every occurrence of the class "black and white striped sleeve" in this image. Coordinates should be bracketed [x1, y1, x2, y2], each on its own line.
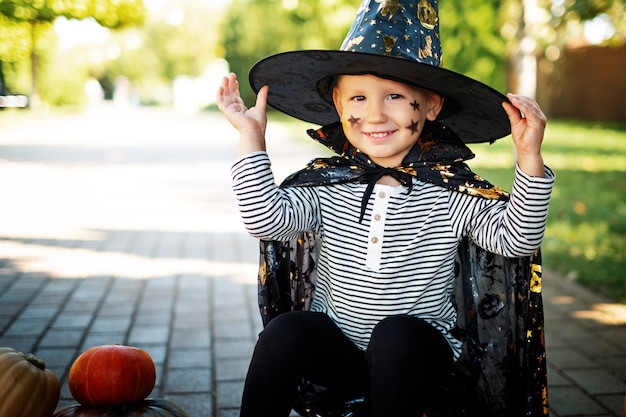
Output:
[230, 152, 320, 241]
[451, 164, 555, 257]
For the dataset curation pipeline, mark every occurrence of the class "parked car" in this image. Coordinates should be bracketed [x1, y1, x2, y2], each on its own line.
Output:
[0, 91, 29, 109]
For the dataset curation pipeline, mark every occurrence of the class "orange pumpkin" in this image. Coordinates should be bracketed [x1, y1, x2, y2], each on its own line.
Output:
[53, 399, 188, 417]
[0, 347, 61, 417]
[69, 345, 156, 406]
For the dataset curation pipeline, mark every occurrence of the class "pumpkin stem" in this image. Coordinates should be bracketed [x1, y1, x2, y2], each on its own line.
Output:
[23, 352, 47, 370]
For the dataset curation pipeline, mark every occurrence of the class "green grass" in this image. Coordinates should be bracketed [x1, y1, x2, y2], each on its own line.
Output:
[275, 114, 626, 304]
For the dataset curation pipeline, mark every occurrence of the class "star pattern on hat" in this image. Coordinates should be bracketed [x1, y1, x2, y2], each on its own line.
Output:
[376, 0, 405, 20]
[345, 36, 364, 49]
[339, 0, 442, 66]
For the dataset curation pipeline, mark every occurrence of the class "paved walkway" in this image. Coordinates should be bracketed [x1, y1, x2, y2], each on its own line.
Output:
[0, 106, 624, 417]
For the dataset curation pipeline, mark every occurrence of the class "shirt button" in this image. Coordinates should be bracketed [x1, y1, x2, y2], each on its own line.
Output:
[371, 237, 379, 244]
[374, 214, 382, 221]
[378, 191, 386, 199]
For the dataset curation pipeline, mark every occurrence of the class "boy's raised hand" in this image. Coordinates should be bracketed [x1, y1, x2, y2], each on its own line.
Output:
[217, 73, 269, 155]
[502, 94, 546, 177]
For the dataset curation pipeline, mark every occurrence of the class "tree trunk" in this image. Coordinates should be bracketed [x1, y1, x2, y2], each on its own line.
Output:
[515, 0, 539, 98]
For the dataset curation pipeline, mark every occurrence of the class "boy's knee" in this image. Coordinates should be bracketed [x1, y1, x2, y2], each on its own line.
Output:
[257, 311, 325, 349]
[371, 315, 422, 340]
[369, 315, 449, 360]
[261, 311, 305, 339]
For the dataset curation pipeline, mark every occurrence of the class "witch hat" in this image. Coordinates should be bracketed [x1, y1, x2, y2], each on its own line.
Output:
[248, 0, 511, 143]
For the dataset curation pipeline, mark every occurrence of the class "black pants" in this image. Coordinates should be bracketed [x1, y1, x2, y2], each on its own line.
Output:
[240, 311, 454, 417]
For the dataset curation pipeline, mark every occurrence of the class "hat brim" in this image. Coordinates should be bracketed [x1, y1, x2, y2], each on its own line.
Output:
[249, 50, 511, 144]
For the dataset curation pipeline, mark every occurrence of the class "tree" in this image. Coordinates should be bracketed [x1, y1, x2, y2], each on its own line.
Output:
[80, 0, 232, 106]
[0, 15, 30, 94]
[440, 0, 509, 93]
[0, 0, 146, 104]
[546, 0, 625, 42]
[501, 0, 625, 98]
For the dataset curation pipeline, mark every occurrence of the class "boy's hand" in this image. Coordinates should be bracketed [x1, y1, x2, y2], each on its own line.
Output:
[502, 94, 546, 177]
[216, 73, 269, 155]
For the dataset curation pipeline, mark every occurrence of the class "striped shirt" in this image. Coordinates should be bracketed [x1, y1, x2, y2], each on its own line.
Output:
[231, 151, 554, 358]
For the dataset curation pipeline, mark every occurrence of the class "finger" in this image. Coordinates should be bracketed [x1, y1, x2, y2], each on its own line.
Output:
[216, 81, 228, 110]
[219, 75, 243, 105]
[229, 73, 239, 94]
[255, 85, 269, 113]
[507, 93, 528, 115]
[225, 75, 238, 98]
[508, 94, 546, 127]
[217, 76, 232, 99]
[502, 99, 523, 125]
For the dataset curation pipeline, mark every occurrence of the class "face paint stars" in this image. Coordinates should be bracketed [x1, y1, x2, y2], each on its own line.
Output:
[406, 119, 420, 134]
[347, 115, 361, 127]
[410, 100, 420, 111]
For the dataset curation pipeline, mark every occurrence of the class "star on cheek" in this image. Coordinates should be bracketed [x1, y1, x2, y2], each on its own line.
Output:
[406, 119, 420, 134]
[410, 100, 420, 111]
[347, 115, 361, 127]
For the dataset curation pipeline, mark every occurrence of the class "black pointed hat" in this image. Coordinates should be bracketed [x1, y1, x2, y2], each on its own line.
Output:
[249, 0, 511, 143]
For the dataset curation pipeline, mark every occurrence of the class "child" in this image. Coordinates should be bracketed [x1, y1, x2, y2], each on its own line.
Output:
[217, 0, 554, 415]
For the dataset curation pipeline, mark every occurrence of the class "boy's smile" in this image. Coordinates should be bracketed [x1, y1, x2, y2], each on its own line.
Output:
[332, 74, 444, 168]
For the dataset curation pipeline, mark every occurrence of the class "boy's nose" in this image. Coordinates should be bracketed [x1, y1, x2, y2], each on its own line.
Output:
[366, 101, 387, 123]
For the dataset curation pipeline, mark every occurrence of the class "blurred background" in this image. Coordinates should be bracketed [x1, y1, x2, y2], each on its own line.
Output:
[1, 0, 625, 303]
[0, 0, 624, 116]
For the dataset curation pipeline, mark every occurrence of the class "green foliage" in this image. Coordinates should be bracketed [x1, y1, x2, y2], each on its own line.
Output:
[549, 0, 623, 30]
[440, 0, 508, 92]
[219, 0, 355, 104]
[0, 16, 30, 60]
[44, 0, 224, 107]
[0, 0, 146, 103]
[0, 16, 30, 93]
[87, 0, 146, 28]
[0, 0, 58, 22]
[39, 53, 86, 106]
[0, 0, 146, 27]
[140, 13, 214, 81]
[0, 60, 30, 94]
[90, 1, 227, 106]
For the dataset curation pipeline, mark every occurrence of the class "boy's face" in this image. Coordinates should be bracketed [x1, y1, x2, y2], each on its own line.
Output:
[332, 74, 443, 167]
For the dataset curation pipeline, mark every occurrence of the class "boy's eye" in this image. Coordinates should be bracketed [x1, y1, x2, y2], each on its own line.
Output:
[349, 94, 402, 101]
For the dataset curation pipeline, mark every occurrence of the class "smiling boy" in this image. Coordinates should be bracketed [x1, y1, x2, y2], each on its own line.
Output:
[217, 0, 554, 415]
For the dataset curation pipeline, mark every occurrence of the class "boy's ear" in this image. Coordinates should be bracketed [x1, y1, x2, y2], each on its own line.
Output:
[426, 92, 444, 121]
[332, 87, 343, 117]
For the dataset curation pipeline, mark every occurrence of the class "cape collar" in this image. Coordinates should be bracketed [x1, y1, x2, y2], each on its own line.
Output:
[282, 122, 509, 222]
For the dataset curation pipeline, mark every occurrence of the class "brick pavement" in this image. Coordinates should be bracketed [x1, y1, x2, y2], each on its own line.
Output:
[0, 106, 624, 417]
